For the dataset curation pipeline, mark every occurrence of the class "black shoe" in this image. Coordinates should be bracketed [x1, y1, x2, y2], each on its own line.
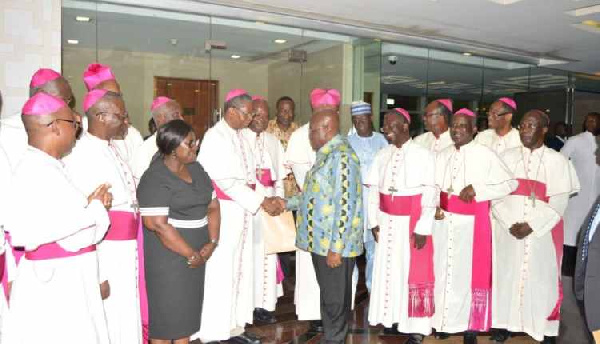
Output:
[541, 336, 556, 344]
[253, 308, 276, 324]
[489, 329, 511, 342]
[406, 333, 424, 344]
[231, 332, 261, 344]
[434, 331, 450, 340]
[382, 324, 402, 335]
[308, 320, 324, 333]
[464, 332, 478, 344]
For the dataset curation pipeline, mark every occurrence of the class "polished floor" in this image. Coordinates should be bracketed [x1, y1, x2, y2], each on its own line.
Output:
[193, 255, 539, 344]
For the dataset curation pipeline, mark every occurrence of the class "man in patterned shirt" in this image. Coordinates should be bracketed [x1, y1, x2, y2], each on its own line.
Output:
[280, 108, 363, 344]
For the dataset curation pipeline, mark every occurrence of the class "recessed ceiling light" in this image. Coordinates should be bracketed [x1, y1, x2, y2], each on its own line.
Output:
[274, 39, 287, 44]
[487, 0, 524, 4]
[463, 52, 473, 56]
[170, 39, 178, 46]
[386, 98, 395, 105]
[75, 16, 91, 22]
[231, 55, 241, 59]
[567, 4, 600, 16]
[67, 39, 79, 45]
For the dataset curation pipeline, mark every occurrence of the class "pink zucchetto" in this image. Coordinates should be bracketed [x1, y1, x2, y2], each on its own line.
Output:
[22, 92, 67, 116]
[83, 89, 109, 112]
[310, 88, 341, 108]
[83, 63, 116, 91]
[454, 108, 475, 117]
[498, 97, 517, 111]
[225, 89, 249, 102]
[435, 99, 453, 112]
[251, 95, 266, 101]
[30, 68, 62, 88]
[151, 96, 172, 112]
[393, 108, 411, 123]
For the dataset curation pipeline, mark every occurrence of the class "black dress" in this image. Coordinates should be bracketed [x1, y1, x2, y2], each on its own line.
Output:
[137, 156, 214, 339]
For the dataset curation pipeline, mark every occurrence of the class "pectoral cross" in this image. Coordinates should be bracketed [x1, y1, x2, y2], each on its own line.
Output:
[131, 201, 140, 212]
[447, 185, 454, 194]
[388, 186, 398, 193]
[256, 168, 263, 179]
[529, 191, 536, 208]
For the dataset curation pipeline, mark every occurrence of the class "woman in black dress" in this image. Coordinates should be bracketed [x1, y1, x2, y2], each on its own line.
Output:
[137, 120, 220, 344]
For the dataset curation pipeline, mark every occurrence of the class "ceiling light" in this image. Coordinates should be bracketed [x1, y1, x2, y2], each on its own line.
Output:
[170, 39, 178, 46]
[567, 4, 600, 16]
[75, 16, 91, 22]
[67, 39, 79, 45]
[487, 0, 524, 4]
[231, 55, 241, 59]
[386, 98, 395, 105]
[274, 39, 287, 44]
[463, 52, 473, 56]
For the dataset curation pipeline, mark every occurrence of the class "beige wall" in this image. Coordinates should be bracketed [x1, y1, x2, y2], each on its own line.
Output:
[268, 43, 354, 133]
[0, 0, 61, 119]
[63, 47, 269, 135]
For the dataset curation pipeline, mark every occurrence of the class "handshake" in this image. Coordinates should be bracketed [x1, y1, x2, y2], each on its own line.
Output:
[261, 196, 286, 216]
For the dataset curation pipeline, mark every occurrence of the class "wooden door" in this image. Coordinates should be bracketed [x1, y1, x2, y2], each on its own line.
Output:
[154, 77, 218, 142]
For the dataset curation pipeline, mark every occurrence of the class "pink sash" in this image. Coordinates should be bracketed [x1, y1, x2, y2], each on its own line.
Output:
[379, 193, 435, 318]
[106, 211, 148, 340]
[440, 192, 492, 331]
[25, 243, 96, 260]
[276, 258, 284, 284]
[212, 182, 256, 201]
[510, 178, 563, 321]
[257, 169, 275, 188]
[105, 211, 139, 241]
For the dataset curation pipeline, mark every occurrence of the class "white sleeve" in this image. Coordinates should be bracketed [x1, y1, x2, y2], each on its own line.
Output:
[526, 194, 565, 238]
[214, 179, 264, 214]
[414, 153, 437, 236]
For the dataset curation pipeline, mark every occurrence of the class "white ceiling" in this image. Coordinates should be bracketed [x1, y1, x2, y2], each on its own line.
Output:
[193, 0, 600, 74]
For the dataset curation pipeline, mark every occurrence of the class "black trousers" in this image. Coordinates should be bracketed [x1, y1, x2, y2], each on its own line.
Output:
[311, 253, 355, 344]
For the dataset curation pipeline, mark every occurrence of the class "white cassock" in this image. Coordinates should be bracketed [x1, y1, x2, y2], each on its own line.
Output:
[561, 131, 600, 246]
[491, 146, 579, 341]
[0, 113, 28, 169]
[63, 132, 142, 344]
[285, 123, 358, 320]
[413, 130, 453, 154]
[474, 128, 522, 154]
[195, 120, 263, 341]
[2, 146, 110, 344]
[433, 141, 517, 333]
[242, 129, 285, 311]
[131, 133, 157, 183]
[285, 123, 321, 320]
[366, 141, 437, 334]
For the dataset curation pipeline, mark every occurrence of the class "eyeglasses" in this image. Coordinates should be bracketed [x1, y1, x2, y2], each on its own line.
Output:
[47, 118, 81, 130]
[97, 111, 129, 121]
[487, 110, 511, 118]
[236, 107, 256, 118]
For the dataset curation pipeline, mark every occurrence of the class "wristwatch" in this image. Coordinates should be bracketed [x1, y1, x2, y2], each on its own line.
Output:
[209, 239, 219, 246]
[186, 254, 197, 265]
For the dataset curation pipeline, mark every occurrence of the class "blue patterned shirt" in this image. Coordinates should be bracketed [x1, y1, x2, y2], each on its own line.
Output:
[286, 135, 364, 257]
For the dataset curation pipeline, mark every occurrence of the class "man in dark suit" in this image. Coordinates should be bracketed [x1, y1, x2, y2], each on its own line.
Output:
[575, 135, 600, 344]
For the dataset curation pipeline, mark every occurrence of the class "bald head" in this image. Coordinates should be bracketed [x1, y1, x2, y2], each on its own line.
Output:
[30, 77, 74, 108]
[309, 108, 339, 151]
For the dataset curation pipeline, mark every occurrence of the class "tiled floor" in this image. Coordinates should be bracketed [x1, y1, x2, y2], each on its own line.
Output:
[193, 256, 539, 344]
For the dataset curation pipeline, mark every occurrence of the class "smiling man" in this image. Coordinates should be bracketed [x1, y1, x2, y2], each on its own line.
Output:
[474, 97, 522, 154]
[491, 110, 579, 344]
[432, 108, 517, 344]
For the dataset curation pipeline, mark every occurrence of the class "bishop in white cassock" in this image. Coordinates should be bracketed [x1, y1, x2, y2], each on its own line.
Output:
[492, 110, 580, 342]
[433, 108, 517, 343]
[243, 96, 285, 319]
[366, 109, 437, 343]
[63, 89, 143, 344]
[2, 93, 111, 343]
[132, 97, 183, 182]
[195, 90, 275, 344]
[414, 99, 454, 154]
[474, 97, 522, 154]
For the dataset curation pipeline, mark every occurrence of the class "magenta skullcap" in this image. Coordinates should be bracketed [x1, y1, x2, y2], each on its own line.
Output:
[30, 68, 62, 88]
[393, 108, 411, 123]
[151, 96, 172, 111]
[498, 97, 517, 111]
[22, 92, 67, 116]
[83, 89, 109, 112]
[310, 88, 341, 108]
[436, 99, 453, 112]
[225, 89, 249, 102]
[454, 108, 475, 117]
[252, 95, 266, 101]
[83, 63, 116, 91]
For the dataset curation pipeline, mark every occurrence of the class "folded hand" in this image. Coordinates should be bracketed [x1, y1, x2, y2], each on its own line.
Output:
[261, 197, 286, 216]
